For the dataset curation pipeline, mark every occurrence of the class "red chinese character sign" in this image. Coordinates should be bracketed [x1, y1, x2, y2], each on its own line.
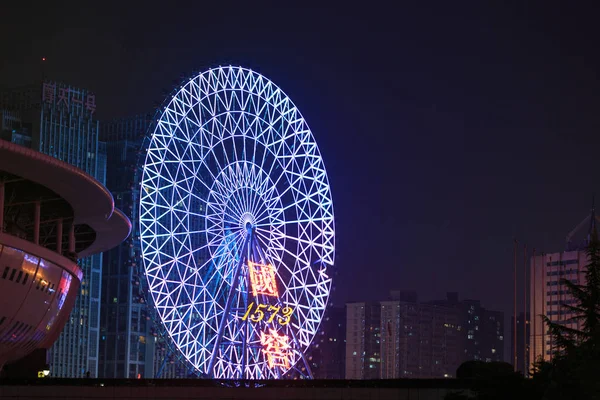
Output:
[42, 82, 56, 104]
[260, 329, 291, 369]
[140, 67, 335, 380]
[85, 94, 96, 114]
[248, 261, 279, 297]
[41, 81, 96, 116]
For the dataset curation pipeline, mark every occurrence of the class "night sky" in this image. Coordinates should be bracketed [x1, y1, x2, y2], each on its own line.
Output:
[2, 2, 600, 343]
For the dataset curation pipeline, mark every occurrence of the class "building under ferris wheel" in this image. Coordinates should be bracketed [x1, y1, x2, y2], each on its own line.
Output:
[139, 66, 336, 380]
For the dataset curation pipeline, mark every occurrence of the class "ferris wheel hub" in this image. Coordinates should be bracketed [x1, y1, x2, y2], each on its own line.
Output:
[240, 212, 255, 231]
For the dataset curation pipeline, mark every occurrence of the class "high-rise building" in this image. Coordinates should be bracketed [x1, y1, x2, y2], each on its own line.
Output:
[345, 302, 381, 379]
[511, 312, 530, 376]
[530, 250, 588, 370]
[429, 294, 504, 365]
[381, 301, 460, 378]
[460, 300, 504, 364]
[309, 307, 346, 379]
[0, 81, 105, 377]
[0, 110, 32, 147]
[98, 114, 151, 378]
[98, 114, 190, 379]
[346, 298, 461, 379]
[529, 205, 596, 372]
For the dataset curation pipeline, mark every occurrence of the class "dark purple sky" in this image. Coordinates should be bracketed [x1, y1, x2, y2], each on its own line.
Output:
[2, 2, 599, 324]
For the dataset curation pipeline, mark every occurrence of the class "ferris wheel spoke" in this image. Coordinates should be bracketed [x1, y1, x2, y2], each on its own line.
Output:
[227, 188, 249, 220]
[255, 227, 314, 264]
[250, 203, 270, 226]
[188, 229, 239, 261]
[251, 202, 283, 225]
[206, 230, 250, 377]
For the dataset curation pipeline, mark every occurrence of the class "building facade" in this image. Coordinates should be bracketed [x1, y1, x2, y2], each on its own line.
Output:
[309, 306, 346, 379]
[98, 115, 150, 378]
[345, 302, 381, 379]
[459, 300, 504, 364]
[346, 300, 461, 379]
[0, 81, 105, 377]
[529, 249, 588, 370]
[529, 206, 596, 372]
[0, 110, 32, 147]
[381, 301, 460, 378]
[430, 293, 504, 366]
[98, 114, 190, 379]
[346, 293, 504, 379]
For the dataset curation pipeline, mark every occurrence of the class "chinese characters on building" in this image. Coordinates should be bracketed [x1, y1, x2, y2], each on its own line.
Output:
[42, 82, 96, 114]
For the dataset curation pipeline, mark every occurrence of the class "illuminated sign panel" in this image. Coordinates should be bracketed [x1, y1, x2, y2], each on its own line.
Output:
[248, 261, 279, 297]
[260, 329, 291, 369]
[42, 82, 96, 115]
[241, 302, 293, 325]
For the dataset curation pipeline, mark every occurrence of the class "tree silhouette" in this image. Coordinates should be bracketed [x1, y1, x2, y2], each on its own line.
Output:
[533, 229, 600, 399]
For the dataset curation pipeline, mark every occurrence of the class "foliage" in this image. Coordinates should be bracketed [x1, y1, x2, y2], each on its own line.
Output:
[532, 229, 600, 400]
[447, 230, 600, 399]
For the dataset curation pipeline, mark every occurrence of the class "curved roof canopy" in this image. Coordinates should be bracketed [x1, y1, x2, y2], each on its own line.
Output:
[0, 140, 131, 257]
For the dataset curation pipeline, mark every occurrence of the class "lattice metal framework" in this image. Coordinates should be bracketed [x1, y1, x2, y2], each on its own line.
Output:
[139, 67, 335, 379]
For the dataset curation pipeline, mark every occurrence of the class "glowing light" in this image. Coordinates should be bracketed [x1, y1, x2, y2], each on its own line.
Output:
[139, 66, 335, 379]
[241, 302, 294, 325]
[260, 329, 291, 369]
[248, 261, 279, 297]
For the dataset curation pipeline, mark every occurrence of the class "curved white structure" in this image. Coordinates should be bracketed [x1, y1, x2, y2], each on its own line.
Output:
[0, 140, 131, 370]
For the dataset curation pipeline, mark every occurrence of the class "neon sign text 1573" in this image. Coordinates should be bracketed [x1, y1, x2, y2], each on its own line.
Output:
[241, 302, 293, 325]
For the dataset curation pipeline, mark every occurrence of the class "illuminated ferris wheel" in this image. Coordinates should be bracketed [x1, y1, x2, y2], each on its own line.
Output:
[139, 66, 335, 379]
